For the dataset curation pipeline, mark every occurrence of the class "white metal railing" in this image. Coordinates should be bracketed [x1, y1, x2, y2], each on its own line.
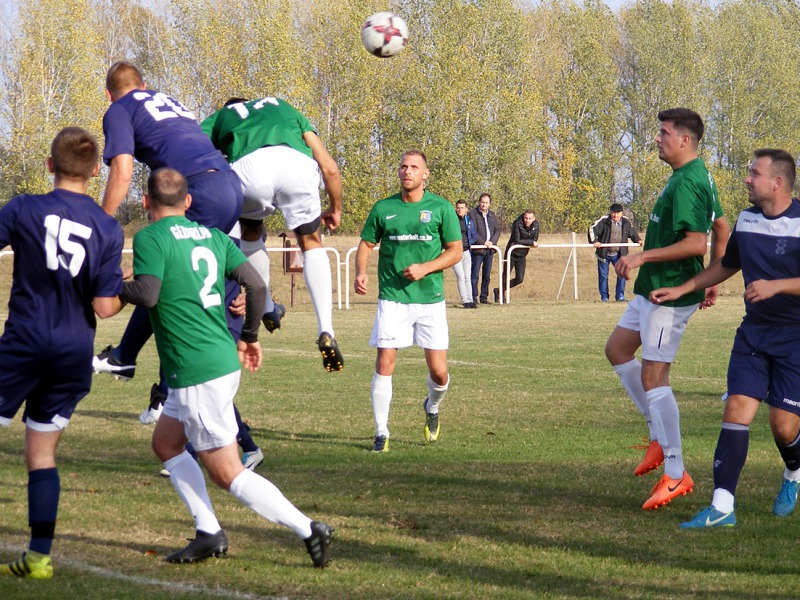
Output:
[0, 246, 345, 309]
[7, 237, 710, 307]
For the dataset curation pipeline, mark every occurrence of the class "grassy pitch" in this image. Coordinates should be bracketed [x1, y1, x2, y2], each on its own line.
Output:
[1, 273, 799, 598]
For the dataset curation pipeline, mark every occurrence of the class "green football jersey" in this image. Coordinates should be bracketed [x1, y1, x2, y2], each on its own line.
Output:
[133, 215, 248, 388]
[634, 158, 723, 307]
[360, 191, 462, 304]
[201, 97, 315, 163]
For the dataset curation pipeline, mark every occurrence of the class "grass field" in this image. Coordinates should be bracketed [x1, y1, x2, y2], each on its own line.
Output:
[1, 241, 799, 599]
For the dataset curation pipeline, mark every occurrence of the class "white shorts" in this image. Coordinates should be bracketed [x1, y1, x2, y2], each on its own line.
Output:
[161, 371, 241, 452]
[369, 299, 449, 349]
[617, 295, 699, 363]
[232, 146, 322, 231]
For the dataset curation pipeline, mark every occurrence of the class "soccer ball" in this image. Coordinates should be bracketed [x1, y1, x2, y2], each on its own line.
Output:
[361, 12, 409, 58]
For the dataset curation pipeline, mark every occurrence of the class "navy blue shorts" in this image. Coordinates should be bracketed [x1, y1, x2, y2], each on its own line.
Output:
[727, 322, 800, 415]
[0, 334, 92, 428]
[187, 169, 244, 234]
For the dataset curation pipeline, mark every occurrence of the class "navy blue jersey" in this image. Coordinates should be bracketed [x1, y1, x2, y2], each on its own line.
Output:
[0, 189, 124, 356]
[103, 89, 229, 177]
[722, 198, 800, 325]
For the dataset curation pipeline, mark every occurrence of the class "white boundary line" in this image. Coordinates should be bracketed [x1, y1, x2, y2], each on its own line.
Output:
[0, 542, 290, 599]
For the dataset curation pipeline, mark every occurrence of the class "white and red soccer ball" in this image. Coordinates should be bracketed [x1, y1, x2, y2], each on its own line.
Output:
[361, 12, 409, 58]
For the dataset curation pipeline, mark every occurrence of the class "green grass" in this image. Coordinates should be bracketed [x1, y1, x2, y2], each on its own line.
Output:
[1, 263, 799, 598]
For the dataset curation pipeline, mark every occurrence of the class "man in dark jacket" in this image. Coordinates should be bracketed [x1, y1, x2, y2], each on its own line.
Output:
[453, 200, 478, 308]
[588, 203, 642, 301]
[468, 193, 500, 304]
[495, 209, 539, 303]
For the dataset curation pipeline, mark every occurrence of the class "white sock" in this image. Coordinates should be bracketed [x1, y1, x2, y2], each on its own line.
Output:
[241, 239, 275, 313]
[302, 247, 334, 336]
[164, 451, 221, 534]
[785, 467, 800, 482]
[425, 374, 449, 414]
[228, 468, 312, 539]
[613, 359, 656, 441]
[712, 488, 735, 514]
[647, 386, 684, 479]
[371, 373, 393, 438]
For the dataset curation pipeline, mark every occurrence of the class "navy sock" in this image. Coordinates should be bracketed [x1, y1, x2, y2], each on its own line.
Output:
[235, 404, 258, 453]
[776, 430, 800, 472]
[28, 467, 60, 555]
[713, 423, 749, 495]
[117, 305, 153, 364]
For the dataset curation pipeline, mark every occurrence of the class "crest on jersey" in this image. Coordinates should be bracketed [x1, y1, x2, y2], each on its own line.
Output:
[419, 210, 432, 223]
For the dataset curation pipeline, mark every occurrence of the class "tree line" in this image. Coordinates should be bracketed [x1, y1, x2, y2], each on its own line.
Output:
[2, 0, 799, 235]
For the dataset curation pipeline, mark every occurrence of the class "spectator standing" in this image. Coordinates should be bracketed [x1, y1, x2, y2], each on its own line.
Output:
[453, 200, 477, 308]
[588, 203, 642, 302]
[469, 193, 500, 304]
[495, 209, 539, 303]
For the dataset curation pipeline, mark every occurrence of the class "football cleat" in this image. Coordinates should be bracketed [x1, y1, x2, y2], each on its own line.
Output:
[1, 551, 53, 579]
[634, 439, 664, 476]
[166, 529, 228, 563]
[262, 303, 286, 333]
[371, 435, 389, 453]
[93, 345, 136, 381]
[241, 448, 264, 471]
[642, 471, 694, 510]
[303, 521, 333, 568]
[773, 478, 800, 517]
[317, 332, 344, 372]
[679, 506, 736, 529]
[423, 398, 440, 443]
[159, 468, 171, 478]
[139, 383, 166, 424]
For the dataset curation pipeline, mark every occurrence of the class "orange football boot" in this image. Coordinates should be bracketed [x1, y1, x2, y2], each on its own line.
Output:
[634, 439, 664, 476]
[642, 471, 694, 510]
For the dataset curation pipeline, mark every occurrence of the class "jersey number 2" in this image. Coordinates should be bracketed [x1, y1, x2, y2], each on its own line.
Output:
[44, 215, 92, 277]
[192, 246, 221, 309]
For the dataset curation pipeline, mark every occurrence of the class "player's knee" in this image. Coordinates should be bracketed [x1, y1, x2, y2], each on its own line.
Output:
[152, 435, 180, 462]
[771, 419, 800, 445]
[430, 369, 449, 386]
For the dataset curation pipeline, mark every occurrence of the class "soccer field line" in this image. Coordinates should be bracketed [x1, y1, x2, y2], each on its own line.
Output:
[0, 541, 288, 600]
[262, 346, 723, 382]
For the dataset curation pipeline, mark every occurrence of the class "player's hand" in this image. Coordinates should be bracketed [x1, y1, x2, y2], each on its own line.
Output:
[650, 286, 684, 304]
[354, 273, 369, 295]
[228, 292, 246, 317]
[699, 285, 719, 309]
[237, 340, 262, 372]
[615, 253, 643, 280]
[122, 265, 134, 280]
[403, 263, 428, 281]
[744, 279, 780, 304]
[321, 208, 341, 232]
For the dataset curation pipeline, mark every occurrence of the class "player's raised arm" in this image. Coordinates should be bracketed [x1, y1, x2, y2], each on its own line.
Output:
[303, 131, 342, 231]
[102, 153, 134, 216]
